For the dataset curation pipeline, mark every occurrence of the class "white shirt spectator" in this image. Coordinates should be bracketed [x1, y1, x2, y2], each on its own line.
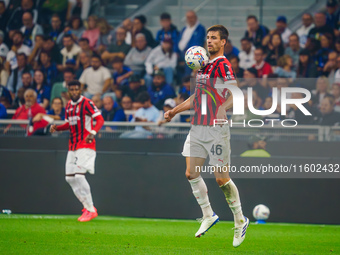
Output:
[133, 105, 160, 132]
[296, 23, 315, 48]
[281, 28, 292, 45]
[238, 46, 255, 69]
[145, 45, 177, 75]
[20, 24, 44, 49]
[60, 43, 81, 65]
[6, 44, 31, 70]
[79, 66, 111, 95]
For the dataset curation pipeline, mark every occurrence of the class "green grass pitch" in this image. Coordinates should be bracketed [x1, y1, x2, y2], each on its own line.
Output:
[0, 214, 339, 254]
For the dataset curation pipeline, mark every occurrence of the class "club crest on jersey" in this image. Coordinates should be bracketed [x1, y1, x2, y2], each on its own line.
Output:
[76, 105, 80, 113]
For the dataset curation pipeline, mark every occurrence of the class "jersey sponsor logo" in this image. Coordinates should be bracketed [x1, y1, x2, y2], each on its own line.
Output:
[68, 116, 80, 125]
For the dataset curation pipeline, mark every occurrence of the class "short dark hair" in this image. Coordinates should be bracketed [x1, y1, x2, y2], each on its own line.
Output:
[289, 32, 299, 41]
[136, 91, 150, 103]
[52, 97, 63, 106]
[229, 55, 240, 62]
[22, 71, 32, 77]
[17, 52, 27, 59]
[182, 75, 191, 83]
[91, 53, 102, 62]
[254, 47, 264, 53]
[68, 80, 81, 87]
[240, 37, 251, 43]
[40, 50, 51, 59]
[207, 25, 229, 41]
[160, 12, 171, 20]
[13, 30, 24, 38]
[112, 56, 124, 64]
[63, 34, 73, 40]
[63, 68, 74, 75]
[79, 38, 89, 44]
[135, 15, 147, 25]
[247, 15, 258, 22]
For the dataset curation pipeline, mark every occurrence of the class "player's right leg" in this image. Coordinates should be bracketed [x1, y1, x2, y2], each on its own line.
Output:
[186, 157, 219, 237]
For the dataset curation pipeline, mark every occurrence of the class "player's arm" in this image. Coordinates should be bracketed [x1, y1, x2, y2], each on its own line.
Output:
[164, 94, 194, 122]
[50, 122, 70, 133]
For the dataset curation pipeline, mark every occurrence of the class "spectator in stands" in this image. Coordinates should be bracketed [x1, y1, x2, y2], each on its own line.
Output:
[81, 15, 100, 50]
[59, 16, 85, 43]
[229, 55, 244, 79]
[297, 49, 318, 82]
[0, 101, 6, 118]
[0, 30, 9, 62]
[20, 11, 43, 50]
[78, 37, 93, 56]
[5, 30, 31, 72]
[285, 33, 301, 71]
[0, 57, 9, 86]
[39, 0, 68, 28]
[156, 12, 180, 52]
[157, 98, 180, 130]
[121, 74, 146, 102]
[331, 82, 340, 112]
[145, 38, 177, 87]
[12, 71, 32, 108]
[48, 14, 64, 45]
[312, 76, 332, 108]
[315, 33, 334, 73]
[50, 68, 74, 104]
[76, 51, 91, 78]
[0, 1, 10, 33]
[132, 15, 156, 48]
[120, 91, 159, 139]
[307, 12, 334, 50]
[178, 10, 205, 54]
[124, 33, 151, 77]
[313, 95, 340, 125]
[252, 47, 272, 78]
[238, 37, 255, 69]
[274, 55, 297, 79]
[4, 89, 47, 136]
[265, 32, 284, 67]
[42, 36, 62, 66]
[273, 16, 292, 45]
[39, 51, 59, 86]
[326, 0, 339, 29]
[59, 34, 81, 71]
[0, 83, 11, 105]
[32, 69, 51, 109]
[112, 56, 133, 88]
[333, 54, 340, 81]
[241, 67, 268, 102]
[101, 27, 131, 63]
[27, 35, 43, 69]
[32, 97, 65, 123]
[101, 95, 126, 123]
[96, 18, 115, 53]
[79, 54, 112, 98]
[0, 95, 11, 109]
[90, 95, 102, 111]
[286, 92, 315, 124]
[178, 75, 191, 96]
[121, 95, 133, 121]
[122, 18, 133, 45]
[67, 0, 91, 21]
[6, 53, 32, 99]
[7, 0, 38, 31]
[243, 15, 269, 48]
[323, 51, 338, 84]
[296, 13, 314, 48]
[147, 69, 176, 110]
[224, 39, 239, 60]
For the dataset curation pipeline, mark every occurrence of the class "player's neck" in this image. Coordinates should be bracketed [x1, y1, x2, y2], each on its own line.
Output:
[209, 52, 224, 61]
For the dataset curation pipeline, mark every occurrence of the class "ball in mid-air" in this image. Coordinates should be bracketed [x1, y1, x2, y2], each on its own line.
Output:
[185, 46, 209, 70]
[253, 204, 270, 220]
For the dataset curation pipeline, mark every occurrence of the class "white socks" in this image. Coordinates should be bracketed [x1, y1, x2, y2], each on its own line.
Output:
[65, 175, 95, 212]
[220, 179, 244, 226]
[188, 175, 214, 218]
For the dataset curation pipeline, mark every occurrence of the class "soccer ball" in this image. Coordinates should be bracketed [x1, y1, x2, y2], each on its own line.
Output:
[185, 46, 209, 70]
[253, 204, 270, 220]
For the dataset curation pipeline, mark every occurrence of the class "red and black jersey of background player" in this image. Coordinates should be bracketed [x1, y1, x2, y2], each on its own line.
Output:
[192, 56, 237, 126]
[65, 96, 101, 151]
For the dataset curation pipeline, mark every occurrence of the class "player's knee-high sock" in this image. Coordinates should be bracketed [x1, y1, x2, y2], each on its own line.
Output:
[189, 175, 214, 218]
[65, 176, 82, 202]
[74, 174, 95, 212]
[220, 179, 244, 226]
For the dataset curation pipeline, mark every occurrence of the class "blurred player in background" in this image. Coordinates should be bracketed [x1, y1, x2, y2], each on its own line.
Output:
[50, 80, 104, 222]
[164, 25, 249, 247]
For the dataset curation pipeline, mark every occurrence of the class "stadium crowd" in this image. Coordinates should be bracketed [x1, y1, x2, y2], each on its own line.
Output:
[1, 0, 340, 137]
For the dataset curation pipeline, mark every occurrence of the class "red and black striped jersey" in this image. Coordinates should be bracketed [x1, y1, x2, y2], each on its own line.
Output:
[65, 96, 101, 151]
[192, 56, 237, 126]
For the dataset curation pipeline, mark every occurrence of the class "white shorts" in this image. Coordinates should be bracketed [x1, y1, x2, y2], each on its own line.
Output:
[65, 148, 96, 175]
[182, 125, 231, 166]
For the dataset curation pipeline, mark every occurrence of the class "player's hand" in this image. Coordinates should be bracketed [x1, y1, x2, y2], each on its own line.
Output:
[216, 107, 227, 121]
[164, 110, 175, 122]
[85, 134, 95, 144]
[50, 124, 57, 133]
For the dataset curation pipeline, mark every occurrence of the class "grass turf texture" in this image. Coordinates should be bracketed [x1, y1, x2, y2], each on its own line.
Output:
[0, 215, 339, 254]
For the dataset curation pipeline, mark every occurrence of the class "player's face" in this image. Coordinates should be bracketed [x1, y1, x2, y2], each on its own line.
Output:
[206, 31, 225, 55]
[68, 86, 81, 102]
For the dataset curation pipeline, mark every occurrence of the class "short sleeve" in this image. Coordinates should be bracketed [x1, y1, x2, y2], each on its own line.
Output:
[79, 69, 86, 84]
[85, 99, 101, 118]
[102, 67, 111, 81]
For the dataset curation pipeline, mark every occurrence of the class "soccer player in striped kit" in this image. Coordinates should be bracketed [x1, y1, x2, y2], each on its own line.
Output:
[50, 80, 104, 222]
[164, 25, 249, 247]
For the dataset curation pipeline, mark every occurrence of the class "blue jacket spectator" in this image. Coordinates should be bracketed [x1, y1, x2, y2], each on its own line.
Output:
[0, 84, 12, 105]
[102, 96, 126, 122]
[39, 51, 59, 86]
[147, 70, 176, 110]
[0, 102, 7, 119]
[156, 13, 180, 53]
[33, 70, 51, 109]
[112, 57, 133, 87]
